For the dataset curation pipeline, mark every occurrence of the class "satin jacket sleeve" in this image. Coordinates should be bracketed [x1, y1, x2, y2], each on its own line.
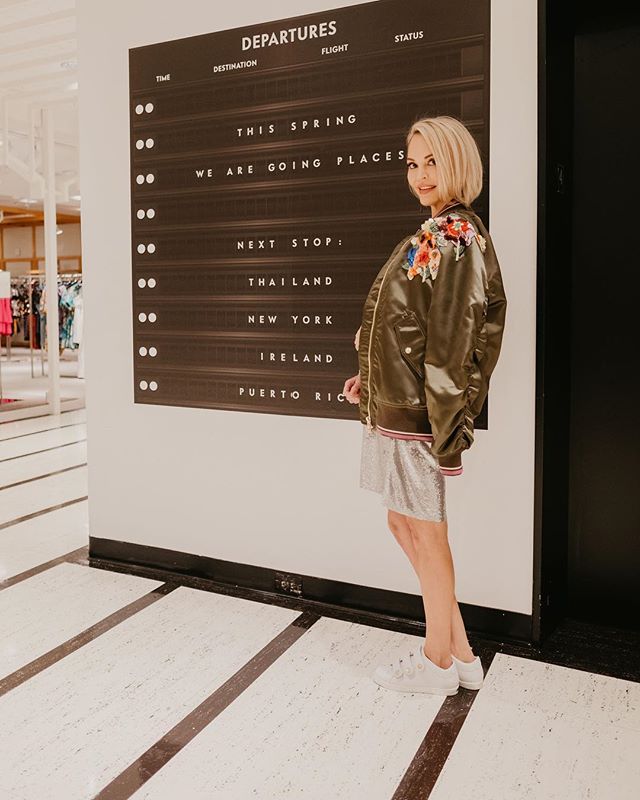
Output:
[423, 219, 490, 476]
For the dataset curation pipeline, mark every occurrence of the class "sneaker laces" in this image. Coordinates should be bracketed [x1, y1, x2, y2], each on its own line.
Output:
[391, 648, 418, 677]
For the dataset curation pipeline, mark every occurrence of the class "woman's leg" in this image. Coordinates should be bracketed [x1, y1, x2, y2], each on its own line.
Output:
[387, 509, 420, 571]
[405, 516, 454, 667]
[388, 510, 476, 665]
[450, 602, 476, 662]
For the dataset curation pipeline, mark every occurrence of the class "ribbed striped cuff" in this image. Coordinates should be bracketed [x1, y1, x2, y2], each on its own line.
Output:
[439, 464, 463, 477]
[436, 450, 464, 477]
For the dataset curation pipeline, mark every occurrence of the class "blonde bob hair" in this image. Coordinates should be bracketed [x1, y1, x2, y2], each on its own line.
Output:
[405, 116, 483, 207]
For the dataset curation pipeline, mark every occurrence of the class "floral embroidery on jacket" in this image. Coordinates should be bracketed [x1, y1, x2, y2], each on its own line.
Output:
[403, 213, 486, 282]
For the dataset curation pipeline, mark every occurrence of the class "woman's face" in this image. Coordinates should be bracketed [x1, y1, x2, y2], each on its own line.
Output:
[406, 132, 446, 211]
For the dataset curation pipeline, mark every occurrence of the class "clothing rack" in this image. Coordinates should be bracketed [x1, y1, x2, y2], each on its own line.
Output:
[0, 272, 83, 396]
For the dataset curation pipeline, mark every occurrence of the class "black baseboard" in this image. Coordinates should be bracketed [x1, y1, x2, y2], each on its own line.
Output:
[89, 537, 533, 643]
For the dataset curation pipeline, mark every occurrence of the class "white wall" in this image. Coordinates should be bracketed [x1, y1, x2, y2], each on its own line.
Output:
[77, 0, 537, 615]
[35, 223, 81, 258]
[2, 225, 32, 259]
[2, 223, 80, 258]
[2, 222, 81, 274]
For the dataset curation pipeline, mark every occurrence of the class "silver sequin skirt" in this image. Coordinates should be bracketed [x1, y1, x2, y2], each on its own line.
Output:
[359, 426, 447, 521]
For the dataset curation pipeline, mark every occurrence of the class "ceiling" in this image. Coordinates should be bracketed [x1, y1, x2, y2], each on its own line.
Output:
[0, 0, 80, 220]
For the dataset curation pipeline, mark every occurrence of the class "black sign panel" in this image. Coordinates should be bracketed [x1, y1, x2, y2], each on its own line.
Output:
[129, 0, 490, 422]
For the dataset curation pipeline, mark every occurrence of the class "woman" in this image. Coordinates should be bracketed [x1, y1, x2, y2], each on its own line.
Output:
[343, 115, 507, 695]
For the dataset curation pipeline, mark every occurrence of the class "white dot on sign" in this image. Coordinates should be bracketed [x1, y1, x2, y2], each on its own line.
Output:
[135, 140, 144, 150]
[145, 138, 154, 148]
[148, 312, 157, 323]
[149, 347, 157, 357]
[145, 102, 154, 113]
[147, 243, 156, 254]
[146, 174, 155, 184]
[147, 277, 156, 288]
[136, 209, 145, 220]
[137, 244, 146, 254]
[147, 208, 155, 219]
[139, 380, 148, 390]
[149, 381, 158, 391]
[138, 278, 146, 288]
[139, 346, 148, 356]
[138, 312, 147, 322]
[135, 104, 144, 114]
[136, 175, 144, 185]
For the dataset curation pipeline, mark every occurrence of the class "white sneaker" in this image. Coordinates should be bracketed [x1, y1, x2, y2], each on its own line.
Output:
[373, 645, 459, 695]
[451, 653, 484, 690]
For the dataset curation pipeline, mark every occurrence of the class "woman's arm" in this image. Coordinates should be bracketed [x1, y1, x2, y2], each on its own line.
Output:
[468, 258, 507, 420]
[422, 220, 489, 474]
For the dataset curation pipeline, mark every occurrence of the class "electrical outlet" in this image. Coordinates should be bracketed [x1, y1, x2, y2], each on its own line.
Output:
[275, 571, 302, 596]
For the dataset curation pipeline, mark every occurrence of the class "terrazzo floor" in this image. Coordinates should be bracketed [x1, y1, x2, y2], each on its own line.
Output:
[0, 407, 638, 799]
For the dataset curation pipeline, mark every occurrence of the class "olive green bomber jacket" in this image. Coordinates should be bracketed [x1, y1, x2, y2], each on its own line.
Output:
[357, 201, 507, 476]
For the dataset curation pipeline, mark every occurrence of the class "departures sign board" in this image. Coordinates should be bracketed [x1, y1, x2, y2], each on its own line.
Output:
[129, 0, 491, 422]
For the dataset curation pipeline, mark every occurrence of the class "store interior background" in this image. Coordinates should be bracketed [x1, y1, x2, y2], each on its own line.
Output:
[0, 0, 84, 416]
[1, 0, 537, 627]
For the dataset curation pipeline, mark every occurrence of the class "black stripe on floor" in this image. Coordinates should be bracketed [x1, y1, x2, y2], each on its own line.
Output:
[392, 646, 498, 798]
[0, 408, 84, 426]
[0, 496, 88, 531]
[0, 421, 86, 442]
[0, 546, 88, 592]
[95, 610, 320, 799]
[0, 582, 178, 698]
[0, 463, 87, 491]
[0, 438, 88, 462]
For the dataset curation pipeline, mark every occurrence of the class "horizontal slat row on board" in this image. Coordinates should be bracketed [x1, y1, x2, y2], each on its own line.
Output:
[133, 299, 363, 334]
[134, 334, 356, 375]
[133, 371, 370, 420]
[132, 86, 482, 154]
[133, 264, 379, 297]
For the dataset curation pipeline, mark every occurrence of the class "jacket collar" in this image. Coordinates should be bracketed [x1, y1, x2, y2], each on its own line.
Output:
[431, 199, 469, 217]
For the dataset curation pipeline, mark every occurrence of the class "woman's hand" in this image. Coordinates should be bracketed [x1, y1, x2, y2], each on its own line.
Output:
[343, 373, 361, 404]
[344, 328, 361, 403]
